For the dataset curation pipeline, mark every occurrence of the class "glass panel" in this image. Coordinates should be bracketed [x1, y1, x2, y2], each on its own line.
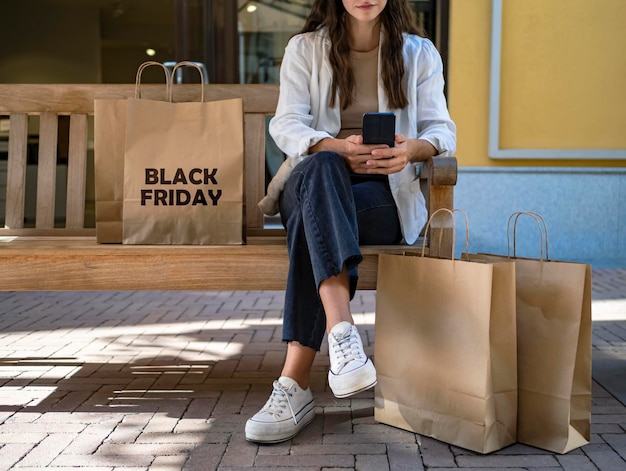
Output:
[236, 0, 439, 85]
[1, 1, 440, 85]
[100, 0, 176, 83]
[238, 1, 310, 84]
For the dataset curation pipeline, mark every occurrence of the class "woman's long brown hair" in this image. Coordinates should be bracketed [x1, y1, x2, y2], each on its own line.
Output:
[300, 0, 425, 110]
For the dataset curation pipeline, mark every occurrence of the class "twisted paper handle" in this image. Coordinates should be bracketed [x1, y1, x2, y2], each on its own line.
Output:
[134, 61, 171, 99]
[506, 211, 549, 261]
[420, 208, 470, 260]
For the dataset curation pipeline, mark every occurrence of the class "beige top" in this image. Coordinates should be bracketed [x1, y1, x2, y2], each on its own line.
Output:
[336, 47, 379, 139]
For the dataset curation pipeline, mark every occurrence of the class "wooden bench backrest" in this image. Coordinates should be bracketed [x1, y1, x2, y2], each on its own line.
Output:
[0, 84, 279, 238]
[0, 83, 456, 253]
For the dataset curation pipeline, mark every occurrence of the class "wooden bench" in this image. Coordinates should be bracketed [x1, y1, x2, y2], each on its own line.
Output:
[0, 84, 457, 292]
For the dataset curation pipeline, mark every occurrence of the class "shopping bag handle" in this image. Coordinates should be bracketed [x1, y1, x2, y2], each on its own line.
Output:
[134, 61, 171, 99]
[421, 208, 470, 259]
[506, 211, 550, 261]
[169, 61, 206, 103]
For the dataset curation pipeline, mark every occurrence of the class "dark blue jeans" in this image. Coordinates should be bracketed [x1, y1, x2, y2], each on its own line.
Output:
[278, 151, 402, 350]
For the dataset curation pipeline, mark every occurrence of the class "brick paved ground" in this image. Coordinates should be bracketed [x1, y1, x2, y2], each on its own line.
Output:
[0, 268, 624, 470]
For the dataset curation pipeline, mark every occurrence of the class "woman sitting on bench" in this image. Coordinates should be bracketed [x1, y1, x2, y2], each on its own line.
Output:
[246, 0, 456, 443]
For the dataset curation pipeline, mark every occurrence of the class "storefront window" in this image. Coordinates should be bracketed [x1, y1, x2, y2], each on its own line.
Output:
[0, 0, 446, 85]
[238, 1, 309, 84]
[236, 0, 445, 84]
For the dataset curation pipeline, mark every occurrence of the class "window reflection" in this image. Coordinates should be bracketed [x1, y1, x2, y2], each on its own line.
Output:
[237, 0, 439, 84]
[0, 0, 441, 85]
[238, 1, 311, 84]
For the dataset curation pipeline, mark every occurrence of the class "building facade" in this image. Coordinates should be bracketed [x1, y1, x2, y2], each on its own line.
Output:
[448, 0, 626, 266]
[1, 0, 624, 265]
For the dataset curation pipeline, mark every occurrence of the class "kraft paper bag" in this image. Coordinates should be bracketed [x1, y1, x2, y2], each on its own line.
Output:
[374, 209, 518, 454]
[122, 62, 244, 245]
[466, 212, 591, 453]
[94, 61, 170, 243]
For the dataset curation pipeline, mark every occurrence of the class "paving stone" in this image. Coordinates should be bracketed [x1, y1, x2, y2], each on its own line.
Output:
[218, 432, 257, 467]
[419, 436, 456, 467]
[254, 453, 355, 468]
[557, 453, 601, 471]
[601, 433, 626, 461]
[456, 454, 560, 468]
[292, 443, 386, 456]
[97, 442, 196, 456]
[386, 443, 424, 471]
[323, 406, 352, 434]
[0, 443, 35, 469]
[182, 443, 227, 471]
[355, 452, 390, 471]
[151, 454, 189, 469]
[15, 433, 79, 468]
[0, 432, 47, 444]
[63, 422, 119, 455]
[324, 431, 415, 445]
[50, 452, 154, 468]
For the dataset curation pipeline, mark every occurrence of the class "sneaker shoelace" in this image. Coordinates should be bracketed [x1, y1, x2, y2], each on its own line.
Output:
[331, 327, 365, 373]
[261, 380, 299, 424]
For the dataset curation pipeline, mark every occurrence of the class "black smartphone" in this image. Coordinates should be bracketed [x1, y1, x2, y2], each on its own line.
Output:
[362, 112, 395, 147]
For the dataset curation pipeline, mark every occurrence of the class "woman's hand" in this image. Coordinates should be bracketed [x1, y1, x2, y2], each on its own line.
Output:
[309, 135, 387, 174]
[340, 135, 390, 174]
[309, 134, 438, 175]
[366, 135, 438, 175]
[364, 135, 411, 175]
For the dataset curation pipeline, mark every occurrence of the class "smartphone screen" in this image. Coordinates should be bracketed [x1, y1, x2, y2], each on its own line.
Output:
[362, 112, 395, 147]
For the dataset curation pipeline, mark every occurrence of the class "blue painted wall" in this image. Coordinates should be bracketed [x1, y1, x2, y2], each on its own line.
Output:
[451, 167, 626, 268]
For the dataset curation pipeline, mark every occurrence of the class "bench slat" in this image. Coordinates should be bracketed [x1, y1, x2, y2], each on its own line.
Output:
[244, 113, 267, 231]
[0, 84, 280, 114]
[5, 114, 28, 229]
[35, 113, 58, 229]
[66, 114, 88, 229]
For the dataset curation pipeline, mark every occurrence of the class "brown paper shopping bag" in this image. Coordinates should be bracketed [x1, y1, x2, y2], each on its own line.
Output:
[467, 212, 592, 453]
[122, 62, 244, 245]
[375, 209, 518, 454]
[94, 61, 170, 243]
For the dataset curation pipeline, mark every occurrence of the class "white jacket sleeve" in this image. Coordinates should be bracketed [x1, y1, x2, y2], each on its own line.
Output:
[411, 39, 456, 157]
[268, 35, 335, 158]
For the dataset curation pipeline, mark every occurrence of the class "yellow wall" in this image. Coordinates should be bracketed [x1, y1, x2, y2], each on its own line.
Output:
[448, 0, 626, 167]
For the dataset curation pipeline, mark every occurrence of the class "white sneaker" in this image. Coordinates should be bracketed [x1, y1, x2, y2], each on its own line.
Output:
[327, 321, 377, 398]
[245, 376, 315, 443]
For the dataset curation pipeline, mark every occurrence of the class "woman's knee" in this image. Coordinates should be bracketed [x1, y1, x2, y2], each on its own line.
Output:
[301, 150, 343, 169]
[300, 151, 348, 181]
[311, 150, 344, 165]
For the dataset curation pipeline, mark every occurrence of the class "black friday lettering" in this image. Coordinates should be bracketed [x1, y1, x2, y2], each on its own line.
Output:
[141, 168, 223, 206]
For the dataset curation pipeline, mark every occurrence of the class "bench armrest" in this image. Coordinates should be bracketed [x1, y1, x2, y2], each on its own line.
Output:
[419, 156, 458, 257]
[421, 156, 458, 186]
